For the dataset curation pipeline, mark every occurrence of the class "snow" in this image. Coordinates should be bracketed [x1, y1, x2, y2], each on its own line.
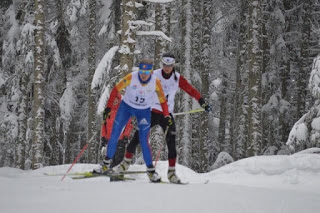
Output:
[212, 78, 222, 88]
[296, 148, 320, 154]
[143, 0, 175, 3]
[286, 114, 309, 148]
[59, 81, 78, 121]
[136, 30, 172, 42]
[91, 46, 119, 90]
[0, 72, 5, 88]
[311, 117, 320, 130]
[210, 151, 234, 170]
[1, 153, 320, 213]
[309, 55, 320, 99]
[98, 0, 112, 36]
[274, 7, 285, 24]
[97, 85, 110, 115]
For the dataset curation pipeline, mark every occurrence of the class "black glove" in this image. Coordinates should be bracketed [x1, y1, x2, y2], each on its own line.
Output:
[103, 107, 111, 120]
[198, 98, 212, 112]
[100, 137, 108, 157]
[165, 116, 173, 127]
[122, 136, 129, 144]
[101, 137, 108, 147]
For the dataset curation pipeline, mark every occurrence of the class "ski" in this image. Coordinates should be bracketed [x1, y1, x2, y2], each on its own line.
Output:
[70, 172, 135, 181]
[151, 180, 189, 185]
[44, 170, 146, 177]
[165, 181, 189, 185]
[44, 171, 92, 176]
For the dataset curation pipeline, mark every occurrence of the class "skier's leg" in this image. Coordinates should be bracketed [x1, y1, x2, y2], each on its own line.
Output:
[126, 129, 140, 155]
[159, 114, 177, 167]
[135, 108, 153, 167]
[106, 102, 131, 160]
[161, 115, 180, 183]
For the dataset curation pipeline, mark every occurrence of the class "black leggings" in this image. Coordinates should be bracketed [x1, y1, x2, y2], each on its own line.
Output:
[127, 111, 177, 159]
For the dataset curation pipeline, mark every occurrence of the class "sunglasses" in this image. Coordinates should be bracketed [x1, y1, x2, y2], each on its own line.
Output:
[139, 69, 152, 75]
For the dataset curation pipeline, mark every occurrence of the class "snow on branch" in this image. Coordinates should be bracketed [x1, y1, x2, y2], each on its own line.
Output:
[97, 85, 111, 115]
[59, 81, 79, 121]
[142, 0, 175, 3]
[286, 113, 308, 150]
[130, 20, 153, 26]
[92, 46, 119, 90]
[136, 31, 172, 42]
[309, 55, 320, 99]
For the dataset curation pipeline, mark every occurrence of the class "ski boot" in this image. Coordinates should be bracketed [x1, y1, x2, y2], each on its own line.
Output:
[147, 167, 161, 183]
[167, 167, 181, 184]
[92, 158, 112, 174]
[114, 157, 132, 173]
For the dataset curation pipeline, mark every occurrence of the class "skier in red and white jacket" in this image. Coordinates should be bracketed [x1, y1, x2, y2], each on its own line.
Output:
[115, 52, 211, 183]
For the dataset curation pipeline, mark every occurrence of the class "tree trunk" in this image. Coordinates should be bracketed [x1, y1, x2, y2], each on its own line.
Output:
[119, 0, 136, 76]
[15, 0, 29, 169]
[296, 0, 312, 120]
[177, 0, 193, 168]
[218, 75, 227, 153]
[198, 0, 212, 172]
[87, 0, 97, 163]
[32, 0, 45, 169]
[247, 0, 262, 157]
[190, 0, 202, 172]
[154, 3, 170, 69]
[16, 56, 27, 169]
[233, 0, 248, 160]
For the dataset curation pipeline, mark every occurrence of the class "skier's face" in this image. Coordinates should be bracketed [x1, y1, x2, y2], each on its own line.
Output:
[139, 70, 152, 81]
[162, 64, 174, 74]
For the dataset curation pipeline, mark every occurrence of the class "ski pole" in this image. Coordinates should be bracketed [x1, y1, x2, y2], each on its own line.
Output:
[61, 132, 97, 181]
[172, 108, 204, 116]
[154, 126, 169, 167]
[61, 143, 88, 181]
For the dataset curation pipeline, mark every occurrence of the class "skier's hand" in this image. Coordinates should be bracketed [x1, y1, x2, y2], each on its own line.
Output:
[101, 137, 108, 147]
[103, 107, 111, 120]
[165, 116, 173, 127]
[198, 98, 212, 112]
[123, 136, 129, 144]
[100, 137, 108, 157]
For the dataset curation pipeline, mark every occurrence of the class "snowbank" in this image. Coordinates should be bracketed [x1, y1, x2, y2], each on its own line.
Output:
[206, 153, 320, 191]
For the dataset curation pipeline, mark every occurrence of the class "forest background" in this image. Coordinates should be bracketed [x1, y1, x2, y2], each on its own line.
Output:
[1, 0, 320, 173]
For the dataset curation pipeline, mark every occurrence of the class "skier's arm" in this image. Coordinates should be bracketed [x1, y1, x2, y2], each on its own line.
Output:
[155, 78, 169, 117]
[106, 73, 132, 108]
[179, 75, 212, 112]
[178, 75, 202, 101]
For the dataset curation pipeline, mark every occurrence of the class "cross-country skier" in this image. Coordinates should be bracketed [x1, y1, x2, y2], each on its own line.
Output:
[93, 59, 171, 182]
[115, 52, 211, 183]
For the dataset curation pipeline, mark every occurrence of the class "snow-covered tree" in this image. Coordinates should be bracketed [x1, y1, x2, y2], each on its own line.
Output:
[287, 55, 320, 151]
[233, 0, 249, 160]
[261, 0, 291, 155]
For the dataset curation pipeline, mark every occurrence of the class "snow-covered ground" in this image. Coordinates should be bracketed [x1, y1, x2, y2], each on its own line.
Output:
[1, 152, 320, 213]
